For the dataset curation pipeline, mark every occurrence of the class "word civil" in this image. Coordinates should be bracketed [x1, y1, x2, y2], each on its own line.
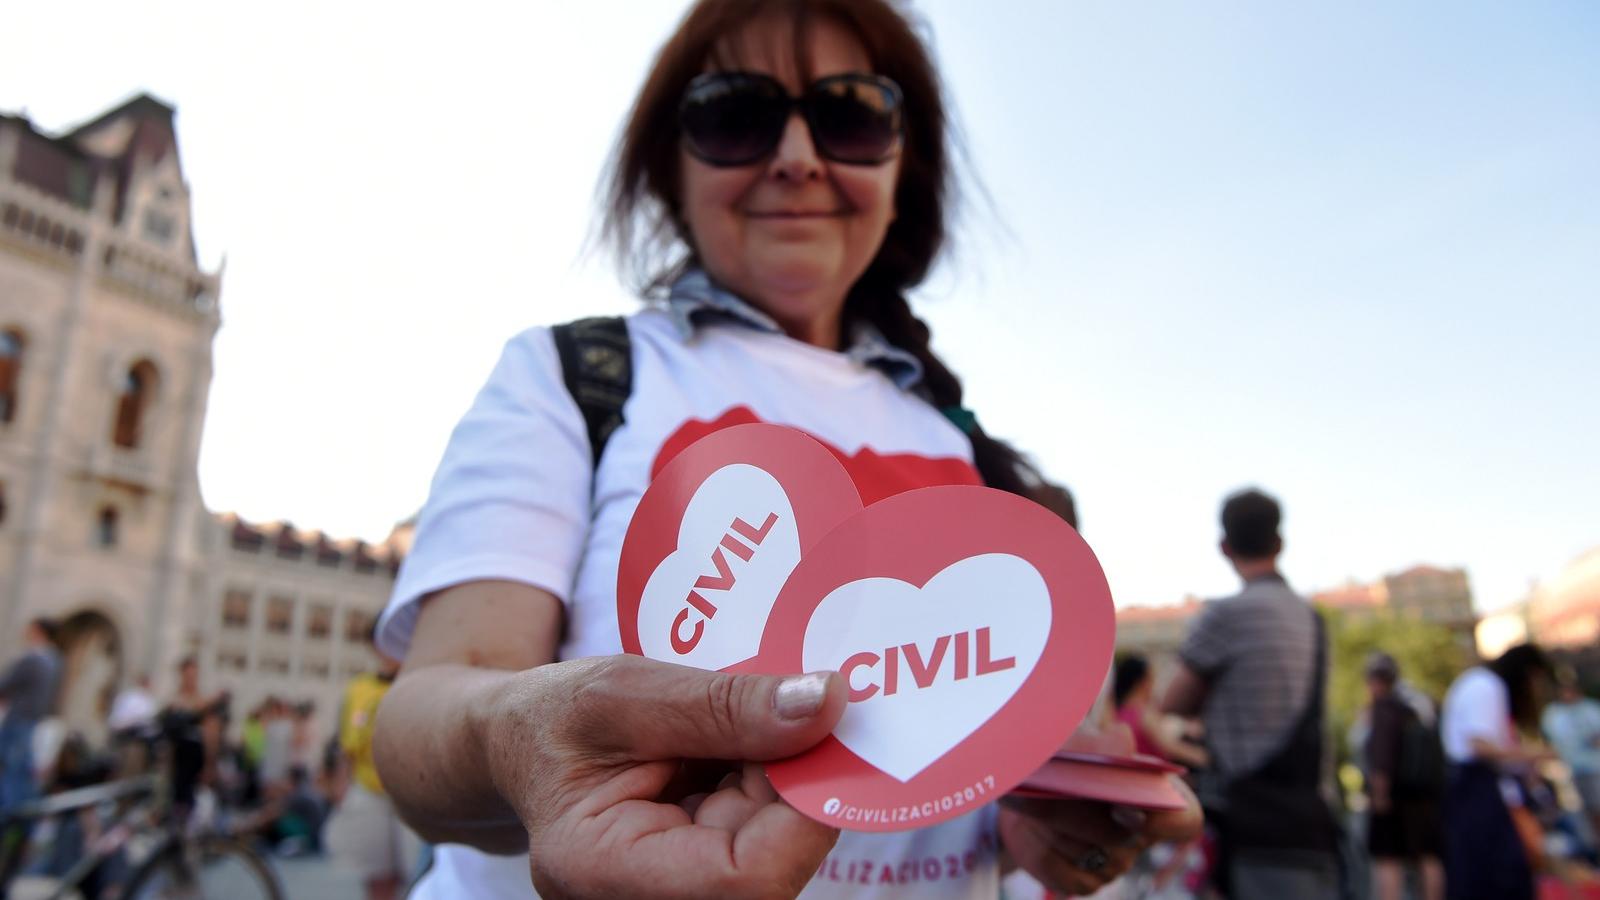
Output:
[670, 513, 780, 654]
[841, 628, 1016, 702]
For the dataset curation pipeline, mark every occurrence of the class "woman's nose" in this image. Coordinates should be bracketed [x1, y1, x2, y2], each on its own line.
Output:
[767, 112, 824, 182]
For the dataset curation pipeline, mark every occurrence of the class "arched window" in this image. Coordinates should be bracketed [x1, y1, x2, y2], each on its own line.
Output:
[0, 329, 24, 425]
[111, 360, 158, 449]
[97, 506, 119, 548]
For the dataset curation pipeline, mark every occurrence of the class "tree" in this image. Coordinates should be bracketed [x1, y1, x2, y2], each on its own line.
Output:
[1322, 607, 1470, 767]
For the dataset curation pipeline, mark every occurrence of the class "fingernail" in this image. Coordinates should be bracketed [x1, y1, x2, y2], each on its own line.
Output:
[1111, 805, 1147, 832]
[775, 672, 830, 720]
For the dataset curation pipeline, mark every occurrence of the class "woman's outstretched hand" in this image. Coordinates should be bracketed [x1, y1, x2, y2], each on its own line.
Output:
[486, 655, 848, 900]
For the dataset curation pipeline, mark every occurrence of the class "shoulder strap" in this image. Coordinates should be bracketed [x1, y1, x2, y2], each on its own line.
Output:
[551, 317, 632, 468]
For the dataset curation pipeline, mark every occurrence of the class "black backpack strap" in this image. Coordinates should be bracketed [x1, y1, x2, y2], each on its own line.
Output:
[551, 317, 632, 468]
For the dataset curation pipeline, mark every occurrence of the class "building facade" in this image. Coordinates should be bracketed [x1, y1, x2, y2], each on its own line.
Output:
[1528, 547, 1600, 649]
[1, 95, 403, 745]
[1118, 564, 1481, 661]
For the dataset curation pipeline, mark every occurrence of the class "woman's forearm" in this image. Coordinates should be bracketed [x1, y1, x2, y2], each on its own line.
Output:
[374, 662, 529, 854]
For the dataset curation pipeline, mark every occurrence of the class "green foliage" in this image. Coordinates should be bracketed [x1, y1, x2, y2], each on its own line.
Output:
[1321, 607, 1471, 763]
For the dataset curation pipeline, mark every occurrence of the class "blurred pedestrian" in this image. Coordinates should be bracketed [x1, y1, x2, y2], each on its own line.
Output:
[0, 617, 62, 814]
[1114, 655, 1207, 768]
[161, 656, 226, 824]
[1160, 488, 1341, 899]
[291, 700, 319, 775]
[1363, 651, 1445, 900]
[108, 672, 158, 737]
[1439, 643, 1554, 900]
[107, 672, 159, 774]
[327, 629, 418, 900]
[241, 700, 267, 804]
[259, 696, 293, 793]
[1542, 667, 1600, 840]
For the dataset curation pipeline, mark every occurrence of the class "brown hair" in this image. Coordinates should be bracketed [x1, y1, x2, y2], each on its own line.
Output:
[603, 0, 1071, 521]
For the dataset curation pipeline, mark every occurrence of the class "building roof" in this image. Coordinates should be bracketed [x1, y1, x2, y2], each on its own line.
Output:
[212, 511, 406, 570]
[1388, 564, 1460, 581]
[3, 92, 192, 260]
[1311, 581, 1386, 610]
[63, 94, 177, 143]
[1117, 597, 1205, 623]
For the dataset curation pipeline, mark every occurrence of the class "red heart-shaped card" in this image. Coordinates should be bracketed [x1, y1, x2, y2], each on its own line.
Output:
[1011, 760, 1190, 810]
[755, 486, 1115, 831]
[616, 423, 860, 672]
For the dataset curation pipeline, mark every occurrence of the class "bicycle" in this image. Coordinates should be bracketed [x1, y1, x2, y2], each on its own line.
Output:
[0, 772, 283, 900]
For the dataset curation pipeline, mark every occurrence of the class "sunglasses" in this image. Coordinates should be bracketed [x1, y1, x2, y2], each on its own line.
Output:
[679, 71, 904, 167]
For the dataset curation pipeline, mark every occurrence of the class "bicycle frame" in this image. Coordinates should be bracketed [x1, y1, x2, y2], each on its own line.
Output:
[0, 774, 162, 900]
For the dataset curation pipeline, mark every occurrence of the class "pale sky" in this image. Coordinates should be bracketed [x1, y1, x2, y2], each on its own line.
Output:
[6, 1, 1597, 613]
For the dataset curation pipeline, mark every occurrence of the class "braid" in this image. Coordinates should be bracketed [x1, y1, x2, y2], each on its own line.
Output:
[852, 287, 1078, 528]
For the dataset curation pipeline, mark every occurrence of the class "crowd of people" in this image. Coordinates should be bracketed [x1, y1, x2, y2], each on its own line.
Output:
[0, 624, 421, 899]
[1096, 488, 1600, 900]
[0, 0, 1591, 898]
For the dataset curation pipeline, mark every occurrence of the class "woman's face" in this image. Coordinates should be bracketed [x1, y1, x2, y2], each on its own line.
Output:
[679, 15, 901, 347]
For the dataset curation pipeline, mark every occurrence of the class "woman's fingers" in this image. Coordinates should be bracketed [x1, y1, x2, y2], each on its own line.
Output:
[693, 763, 782, 831]
[1001, 795, 1143, 850]
[549, 657, 847, 764]
[511, 657, 849, 899]
[535, 765, 837, 900]
[998, 805, 1137, 896]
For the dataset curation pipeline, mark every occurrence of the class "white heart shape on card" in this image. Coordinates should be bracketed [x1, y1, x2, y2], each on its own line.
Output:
[801, 553, 1051, 783]
[638, 463, 803, 671]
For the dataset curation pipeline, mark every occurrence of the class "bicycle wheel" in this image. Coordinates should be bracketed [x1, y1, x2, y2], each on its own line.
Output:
[120, 835, 283, 900]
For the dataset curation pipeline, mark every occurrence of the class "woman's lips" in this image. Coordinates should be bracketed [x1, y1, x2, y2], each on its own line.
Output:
[745, 209, 847, 218]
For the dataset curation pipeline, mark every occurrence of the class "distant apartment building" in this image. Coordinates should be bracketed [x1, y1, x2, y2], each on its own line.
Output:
[1382, 565, 1477, 632]
[1115, 597, 1204, 657]
[1119, 564, 1480, 659]
[202, 515, 410, 733]
[1527, 547, 1600, 649]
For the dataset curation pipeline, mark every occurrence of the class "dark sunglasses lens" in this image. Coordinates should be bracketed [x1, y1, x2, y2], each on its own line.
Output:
[681, 77, 788, 165]
[809, 78, 900, 163]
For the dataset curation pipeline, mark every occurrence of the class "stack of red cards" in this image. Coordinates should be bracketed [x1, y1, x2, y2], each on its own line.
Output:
[1012, 728, 1189, 811]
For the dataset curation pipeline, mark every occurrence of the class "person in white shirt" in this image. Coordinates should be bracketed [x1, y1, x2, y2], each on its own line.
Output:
[108, 674, 158, 737]
[369, 1, 1201, 897]
[1542, 667, 1600, 837]
[1438, 643, 1553, 900]
[108, 673, 160, 773]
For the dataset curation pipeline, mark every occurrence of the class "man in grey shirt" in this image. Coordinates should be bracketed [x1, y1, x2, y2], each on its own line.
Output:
[1161, 489, 1340, 899]
[0, 617, 63, 812]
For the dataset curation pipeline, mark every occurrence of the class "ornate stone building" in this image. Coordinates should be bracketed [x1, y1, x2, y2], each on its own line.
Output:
[1, 94, 404, 744]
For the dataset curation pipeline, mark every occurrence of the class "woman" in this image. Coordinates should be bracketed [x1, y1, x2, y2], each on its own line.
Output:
[372, 2, 1201, 897]
[1439, 643, 1553, 900]
[162, 657, 226, 823]
[1113, 655, 1207, 768]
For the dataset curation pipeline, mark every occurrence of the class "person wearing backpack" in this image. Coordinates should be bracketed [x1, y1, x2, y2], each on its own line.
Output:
[366, 2, 1203, 897]
[1363, 652, 1445, 900]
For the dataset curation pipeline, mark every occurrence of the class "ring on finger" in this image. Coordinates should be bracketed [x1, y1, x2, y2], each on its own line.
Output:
[1074, 844, 1111, 873]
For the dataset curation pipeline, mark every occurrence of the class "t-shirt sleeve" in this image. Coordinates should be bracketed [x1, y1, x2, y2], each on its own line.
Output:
[376, 327, 593, 659]
[1178, 601, 1233, 680]
[1448, 671, 1510, 754]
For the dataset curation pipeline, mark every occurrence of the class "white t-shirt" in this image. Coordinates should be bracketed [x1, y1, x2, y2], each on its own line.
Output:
[1543, 698, 1600, 774]
[107, 687, 157, 732]
[378, 309, 1000, 900]
[1441, 666, 1512, 763]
